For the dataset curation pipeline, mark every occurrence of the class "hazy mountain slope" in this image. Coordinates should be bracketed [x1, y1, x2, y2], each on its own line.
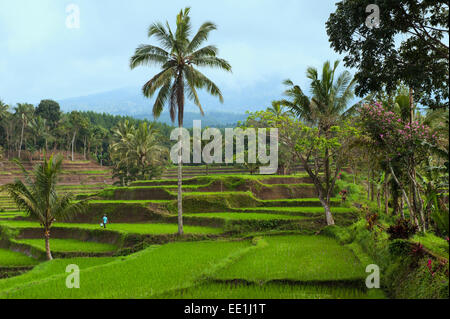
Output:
[57, 80, 283, 126]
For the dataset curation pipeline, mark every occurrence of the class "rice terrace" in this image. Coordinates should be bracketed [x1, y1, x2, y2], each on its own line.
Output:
[0, 0, 448, 307]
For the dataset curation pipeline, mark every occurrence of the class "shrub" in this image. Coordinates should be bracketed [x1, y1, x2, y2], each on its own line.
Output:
[432, 207, 449, 236]
[366, 212, 378, 231]
[410, 243, 426, 259]
[386, 219, 418, 240]
[388, 239, 411, 257]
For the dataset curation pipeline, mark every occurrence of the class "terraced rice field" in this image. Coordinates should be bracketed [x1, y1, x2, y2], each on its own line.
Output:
[0, 236, 384, 299]
[0, 220, 223, 235]
[14, 239, 118, 253]
[156, 282, 384, 299]
[186, 212, 309, 220]
[0, 248, 39, 267]
[213, 235, 365, 282]
[0, 165, 379, 299]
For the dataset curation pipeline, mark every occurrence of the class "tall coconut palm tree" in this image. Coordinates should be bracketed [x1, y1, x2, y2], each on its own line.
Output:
[0, 101, 13, 159]
[1, 155, 86, 260]
[130, 7, 232, 235]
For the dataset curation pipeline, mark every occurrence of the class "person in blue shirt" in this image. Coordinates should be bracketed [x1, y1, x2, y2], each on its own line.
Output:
[102, 214, 108, 228]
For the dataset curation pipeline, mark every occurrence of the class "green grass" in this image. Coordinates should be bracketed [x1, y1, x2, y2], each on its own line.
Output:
[0, 257, 117, 292]
[186, 212, 309, 220]
[131, 173, 311, 184]
[0, 240, 250, 298]
[0, 248, 39, 267]
[0, 215, 23, 220]
[213, 235, 366, 282]
[180, 191, 253, 196]
[87, 200, 172, 204]
[412, 233, 449, 259]
[61, 170, 110, 174]
[236, 206, 356, 214]
[15, 239, 117, 253]
[261, 197, 341, 203]
[156, 282, 385, 299]
[56, 184, 108, 189]
[0, 220, 223, 235]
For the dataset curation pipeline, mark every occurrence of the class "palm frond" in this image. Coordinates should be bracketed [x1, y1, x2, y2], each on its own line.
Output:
[148, 22, 174, 50]
[152, 81, 172, 119]
[129, 44, 169, 69]
[142, 68, 175, 98]
[190, 56, 232, 72]
[187, 22, 217, 53]
[186, 67, 224, 102]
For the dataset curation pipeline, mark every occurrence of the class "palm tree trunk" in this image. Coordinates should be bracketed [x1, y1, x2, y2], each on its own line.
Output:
[44, 229, 53, 260]
[177, 127, 184, 235]
[18, 120, 24, 159]
[325, 147, 330, 195]
[71, 131, 76, 161]
[176, 71, 185, 236]
[83, 137, 86, 160]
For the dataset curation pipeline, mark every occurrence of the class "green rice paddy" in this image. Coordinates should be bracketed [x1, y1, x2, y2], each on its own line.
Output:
[14, 239, 117, 253]
[213, 235, 366, 282]
[0, 248, 39, 267]
[0, 220, 223, 235]
[155, 282, 385, 299]
[0, 170, 389, 299]
[186, 212, 309, 220]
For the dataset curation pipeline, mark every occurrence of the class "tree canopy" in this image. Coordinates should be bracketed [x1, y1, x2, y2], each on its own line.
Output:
[326, 0, 449, 109]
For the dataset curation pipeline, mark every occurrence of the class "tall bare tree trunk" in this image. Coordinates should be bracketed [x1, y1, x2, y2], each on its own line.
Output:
[325, 147, 330, 194]
[83, 136, 86, 160]
[177, 127, 184, 235]
[371, 173, 375, 202]
[44, 229, 52, 260]
[176, 72, 185, 236]
[18, 120, 24, 159]
[71, 131, 76, 162]
[400, 196, 405, 219]
[377, 190, 381, 211]
[384, 177, 389, 215]
[389, 162, 415, 223]
[408, 88, 422, 229]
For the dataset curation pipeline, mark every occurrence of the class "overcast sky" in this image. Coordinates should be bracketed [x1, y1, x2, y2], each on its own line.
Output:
[0, 0, 347, 105]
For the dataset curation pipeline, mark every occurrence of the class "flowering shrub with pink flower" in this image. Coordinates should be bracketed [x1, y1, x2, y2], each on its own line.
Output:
[358, 102, 437, 161]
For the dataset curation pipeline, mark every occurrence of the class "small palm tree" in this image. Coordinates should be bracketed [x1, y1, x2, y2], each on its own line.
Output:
[130, 7, 232, 235]
[1, 155, 85, 260]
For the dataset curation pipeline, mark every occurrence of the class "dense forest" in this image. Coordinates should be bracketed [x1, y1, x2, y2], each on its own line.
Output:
[0, 99, 174, 165]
